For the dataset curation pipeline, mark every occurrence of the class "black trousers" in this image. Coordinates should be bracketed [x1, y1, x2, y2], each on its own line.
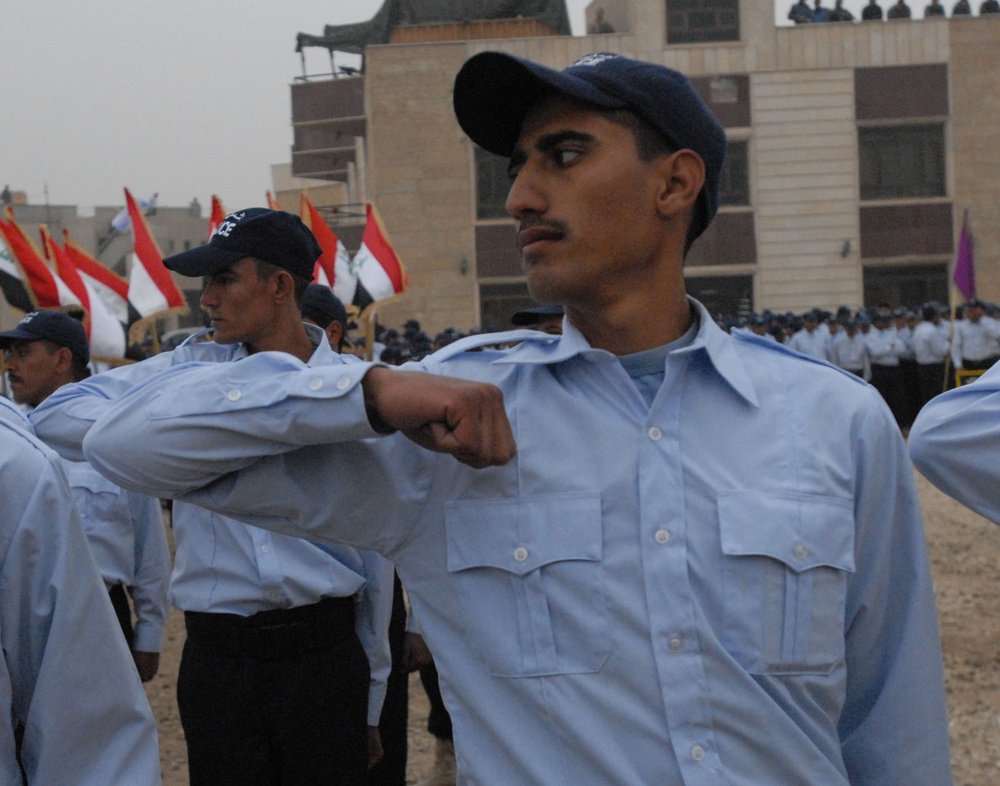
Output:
[917, 362, 947, 407]
[870, 364, 906, 427]
[108, 583, 135, 647]
[179, 597, 369, 786]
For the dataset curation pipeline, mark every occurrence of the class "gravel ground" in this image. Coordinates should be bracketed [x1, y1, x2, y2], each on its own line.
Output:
[148, 469, 999, 784]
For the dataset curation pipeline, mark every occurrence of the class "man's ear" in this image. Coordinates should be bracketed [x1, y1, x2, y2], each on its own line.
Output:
[272, 270, 296, 303]
[53, 345, 75, 373]
[325, 321, 344, 352]
[655, 150, 705, 222]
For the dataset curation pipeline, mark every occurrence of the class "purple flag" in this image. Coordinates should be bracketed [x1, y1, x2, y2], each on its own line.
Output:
[953, 210, 975, 301]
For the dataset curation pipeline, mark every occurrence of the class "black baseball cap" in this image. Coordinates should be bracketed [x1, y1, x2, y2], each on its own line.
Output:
[0, 310, 90, 364]
[301, 284, 349, 334]
[453, 51, 727, 243]
[163, 208, 320, 280]
[511, 305, 564, 326]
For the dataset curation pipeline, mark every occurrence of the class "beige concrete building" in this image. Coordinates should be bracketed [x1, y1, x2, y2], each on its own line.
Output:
[291, 0, 1000, 332]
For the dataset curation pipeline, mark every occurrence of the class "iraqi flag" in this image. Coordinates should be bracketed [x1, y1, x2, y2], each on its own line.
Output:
[351, 203, 407, 311]
[41, 227, 126, 359]
[300, 192, 357, 305]
[0, 233, 34, 312]
[124, 188, 187, 338]
[0, 208, 80, 310]
[62, 229, 131, 325]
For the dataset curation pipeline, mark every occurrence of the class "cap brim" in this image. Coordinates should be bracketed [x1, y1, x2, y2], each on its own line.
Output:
[0, 327, 37, 346]
[453, 52, 625, 157]
[163, 243, 248, 277]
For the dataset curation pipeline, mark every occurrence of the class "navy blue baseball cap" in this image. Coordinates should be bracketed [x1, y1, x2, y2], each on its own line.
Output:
[0, 310, 90, 364]
[453, 51, 727, 243]
[511, 304, 564, 326]
[301, 283, 349, 334]
[164, 208, 320, 280]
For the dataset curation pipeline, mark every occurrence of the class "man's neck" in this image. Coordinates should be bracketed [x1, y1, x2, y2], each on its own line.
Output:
[244, 321, 316, 363]
[566, 289, 694, 355]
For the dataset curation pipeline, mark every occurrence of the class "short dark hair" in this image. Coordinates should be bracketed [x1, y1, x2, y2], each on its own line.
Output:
[252, 258, 310, 306]
[33, 338, 91, 382]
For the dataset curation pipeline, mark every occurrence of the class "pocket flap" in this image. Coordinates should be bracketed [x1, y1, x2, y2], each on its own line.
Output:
[717, 490, 855, 573]
[446, 492, 602, 576]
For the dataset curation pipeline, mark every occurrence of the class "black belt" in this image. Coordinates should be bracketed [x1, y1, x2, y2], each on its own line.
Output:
[184, 596, 355, 660]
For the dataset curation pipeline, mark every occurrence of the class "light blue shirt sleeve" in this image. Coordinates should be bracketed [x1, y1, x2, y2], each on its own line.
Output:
[910, 361, 1000, 523]
[79, 307, 953, 786]
[354, 549, 395, 725]
[0, 421, 161, 785]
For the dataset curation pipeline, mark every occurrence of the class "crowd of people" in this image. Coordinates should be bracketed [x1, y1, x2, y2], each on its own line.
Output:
[723, 300, 999, 428]
[789, 0, 999, 21]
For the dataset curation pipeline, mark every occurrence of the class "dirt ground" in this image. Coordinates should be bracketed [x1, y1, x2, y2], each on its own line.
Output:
[147, 469, 999, 785]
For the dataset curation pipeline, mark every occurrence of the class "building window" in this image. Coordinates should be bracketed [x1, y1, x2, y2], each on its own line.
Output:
[475, 147, 510, 220]
[667, 0, 740, 44]
[859, 125, 945, 201]
[719, 139, 749, 206]
[684, 275, 753, 319]
[862, 263, 947, 307]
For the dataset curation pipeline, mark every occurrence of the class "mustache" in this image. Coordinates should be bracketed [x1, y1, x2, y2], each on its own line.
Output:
[514, 215, 567, 249]
[517, 216, 566, 237]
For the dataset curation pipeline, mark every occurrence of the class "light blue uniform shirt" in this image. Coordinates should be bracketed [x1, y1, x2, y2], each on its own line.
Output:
[78, 300, 952, 785]
[910, 360, 1000, 522]
[32, 325, 393, 724]
[0, 419, 160, 785]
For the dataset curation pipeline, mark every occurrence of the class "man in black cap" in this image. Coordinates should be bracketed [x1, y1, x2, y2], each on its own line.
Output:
[75, 56, 951, 785]
[0, 310, 170, 684]
[32, 210, 392, 786]
[301, 282, 351, 351]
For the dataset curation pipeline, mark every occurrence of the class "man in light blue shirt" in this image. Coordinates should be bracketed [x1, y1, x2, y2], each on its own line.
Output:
[0, 310, 170, 681]
[32, 210, 392, 785]
[64, 53, 951, 784]
[0, 415, 161, 785]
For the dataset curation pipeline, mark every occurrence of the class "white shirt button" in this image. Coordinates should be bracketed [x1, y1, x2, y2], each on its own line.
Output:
[260, 545, 269, 553]
[668, 635, 683, 652]
[513, 546, 528, 562]
[691, 744, 705, 762]
[655, 529, 671, 544]
[336, 375, 351, 390]
[226, 389, 242, 402]
[794, 542, 808, 560]
[648, 426, 663, 441]
[309, 377, 324, 391]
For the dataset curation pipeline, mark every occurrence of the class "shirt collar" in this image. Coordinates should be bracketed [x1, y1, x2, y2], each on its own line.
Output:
[496, 297, 759, 407]
[230, 322, 335, 365]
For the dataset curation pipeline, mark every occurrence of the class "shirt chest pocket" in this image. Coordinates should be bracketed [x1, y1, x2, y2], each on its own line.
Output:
[445, 493, 609, 678]
[65, 465, 129, 527]
[717, 490, 855, 676]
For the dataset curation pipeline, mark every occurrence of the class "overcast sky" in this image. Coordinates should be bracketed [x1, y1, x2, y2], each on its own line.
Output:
[1, 1, 951, 215]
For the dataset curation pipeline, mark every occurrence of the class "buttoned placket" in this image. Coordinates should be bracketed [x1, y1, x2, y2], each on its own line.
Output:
[637, 351, 721, 784]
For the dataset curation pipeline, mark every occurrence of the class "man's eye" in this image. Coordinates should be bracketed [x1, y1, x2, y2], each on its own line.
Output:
[556, 149, 581, 165]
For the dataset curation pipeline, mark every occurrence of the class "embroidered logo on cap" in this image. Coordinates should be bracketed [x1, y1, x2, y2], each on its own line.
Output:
[571, 52, 621, 68]
[214, 211, 247, 238]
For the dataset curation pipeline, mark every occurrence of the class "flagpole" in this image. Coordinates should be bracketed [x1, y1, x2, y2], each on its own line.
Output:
[364, 306, 377, 362]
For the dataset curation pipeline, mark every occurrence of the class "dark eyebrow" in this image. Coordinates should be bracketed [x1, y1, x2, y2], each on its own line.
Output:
[508, 130, 597, 178]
